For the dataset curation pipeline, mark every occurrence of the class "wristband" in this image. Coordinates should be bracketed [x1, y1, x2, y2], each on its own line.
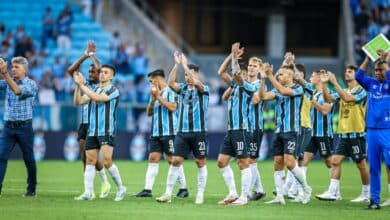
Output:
[230, 80, 235, 88]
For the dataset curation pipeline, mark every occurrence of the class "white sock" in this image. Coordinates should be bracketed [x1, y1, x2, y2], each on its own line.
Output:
[288, 178, 298, 196]
[302, 166, 307, 175]
[166, 165, 180, 196]
[144, 163, 159, 190]
[84, 165, 95, 195]
[274, 170, 285, 197]
[108, 164, 124, 190]
[241, 167, 252, 199]
[251, 163, 264, 193]
[197, 166, 208, 194]
[362, 184, 370, 197]
[291, 165, 308, 188]
[282, 170, 295, 195]
[96, 168, 109, 185]
[177, 165, 187, 189]
[328, 179, 339, 195]
[220, 165, 237, 196]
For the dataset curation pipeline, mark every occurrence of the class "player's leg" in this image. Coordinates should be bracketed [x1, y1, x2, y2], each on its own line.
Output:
[100, 137, 126, 202]
[156, 133, 187, 203]
[77, 124, 87, 170]
[316, 137, 347, 201]
[74, 136, 98, 201]
[265, 134, 286, 205]
[366, 129, 381, 209]
[135, 136, 163, 197]
[230, 130, 252, 206]
[217, 132, 238, 204]
[350, 137, 370, 203]
[249, 129, 265, 200]
[192, 132, 208, 204]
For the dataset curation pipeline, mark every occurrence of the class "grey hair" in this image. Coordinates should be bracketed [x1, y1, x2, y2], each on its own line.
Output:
[11, 56, 28, 71]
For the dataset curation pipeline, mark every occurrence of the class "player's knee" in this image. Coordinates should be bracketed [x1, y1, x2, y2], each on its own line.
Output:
[171, 158, 182, 167]
[196, 159, 206, 168]
[86, 157, 97, 165]
[103, 160, 112, 168]
[356, 159, 367, 170]
[331, 158, 341, 167]
[217, 159, 228, 168]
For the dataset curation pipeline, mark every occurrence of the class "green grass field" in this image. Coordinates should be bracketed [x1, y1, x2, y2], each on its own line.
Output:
[0, 160, 389, 220]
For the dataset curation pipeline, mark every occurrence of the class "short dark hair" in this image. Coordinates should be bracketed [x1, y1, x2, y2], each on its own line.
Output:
[239, 62, 248, 70]
[101, 64, 116, 75]
[375, 60, 388, 66]
[295, 63, 306, 77]
[147, 69, 165, 78]
[187, 64, 199, 72]
[346, 64, 358, 71]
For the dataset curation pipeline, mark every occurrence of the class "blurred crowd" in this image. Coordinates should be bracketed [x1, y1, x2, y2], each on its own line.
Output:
[351, 0, 390, 63]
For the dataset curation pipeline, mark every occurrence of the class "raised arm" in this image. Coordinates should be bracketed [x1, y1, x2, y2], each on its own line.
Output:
[67, 41, 97, 74]
[218, 54, 233, 85]
[327, 72, 355, 102]
[155, 89, 177, 112]
[312, 91, 332, 115]
[266, 68, 297, 97]
[0, 59, 21, 95]
[222, 87, 233, 101]
[73, 84, 90, 105]
[168, 51, 182, 92]
[181, 53, 205, 93]
[258, 64, 275, 101]
[73, 72, 109, 102]
[355, 56, 374, 90]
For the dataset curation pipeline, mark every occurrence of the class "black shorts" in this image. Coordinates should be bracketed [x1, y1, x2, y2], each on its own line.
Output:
[272, 132, 298, 156]
[249, 129, 263, 159]
[77, 123, 89, 141]
[149, 135, 175, 155]
[219, 130, 251, 159]
[305, 136, 332, 158]
[296, 127, 312, 160]
[335, 137, 366, 162]
[85, 135, 115, 150]
[173, 132, 208, 159]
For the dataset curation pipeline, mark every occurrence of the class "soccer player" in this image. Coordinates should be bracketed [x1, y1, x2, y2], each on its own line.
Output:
[284, 62, 312, 201]
[69, 41, 110, 198]
[134, 68, 189, 198]
[247, 56, 267, 200]
[294, 70, 333, 202]
[73, 65, 126, 201]
[215, 43, 255, 206]
[260, 63, 312, 205]
[316, 65, 370, 203]
[355, 56, 390, 209]
[156, 52, 208, 204]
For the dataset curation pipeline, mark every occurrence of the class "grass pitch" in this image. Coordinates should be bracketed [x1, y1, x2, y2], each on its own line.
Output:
[0, 160, 389, 220]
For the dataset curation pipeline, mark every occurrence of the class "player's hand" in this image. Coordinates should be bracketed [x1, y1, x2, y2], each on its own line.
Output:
[263, 63, 273, 76]
[284, 52, 295, 65]
[319, 70, 329, 83]
[0, 58, 7, 74]
[85, 40, 96, 56]
[73, 72, 86, 85]
[174, 51, 181, 64]
[181, 53, 188, 66]
[376, 49, 388, 61]
[327, 71, 337, 84]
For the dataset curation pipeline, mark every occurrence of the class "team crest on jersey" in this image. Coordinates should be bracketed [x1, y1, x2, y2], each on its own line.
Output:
[384, 84, 389, 90]
[372, 85, 378, 90]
